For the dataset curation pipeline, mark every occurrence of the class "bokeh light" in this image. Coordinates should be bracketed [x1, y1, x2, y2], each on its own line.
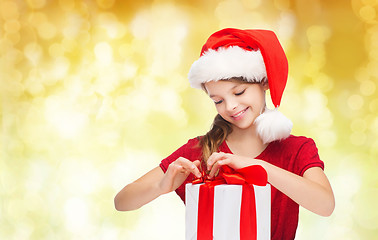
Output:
[1, 0, 377, 239]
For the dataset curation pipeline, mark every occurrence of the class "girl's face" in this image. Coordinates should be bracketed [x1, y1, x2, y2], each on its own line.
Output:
[204, 79, 268, 130]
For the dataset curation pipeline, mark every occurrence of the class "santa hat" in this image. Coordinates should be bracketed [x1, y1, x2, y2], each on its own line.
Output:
[188, 28, 292, 143]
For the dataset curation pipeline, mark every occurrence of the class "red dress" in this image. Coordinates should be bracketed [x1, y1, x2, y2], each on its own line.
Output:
[160, 135, 324, 240]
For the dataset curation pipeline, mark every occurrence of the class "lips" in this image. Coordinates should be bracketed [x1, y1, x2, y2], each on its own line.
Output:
[231, 107, 249, 120]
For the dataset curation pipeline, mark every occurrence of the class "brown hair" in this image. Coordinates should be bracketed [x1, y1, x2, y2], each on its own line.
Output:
[199, 114, 233, 169]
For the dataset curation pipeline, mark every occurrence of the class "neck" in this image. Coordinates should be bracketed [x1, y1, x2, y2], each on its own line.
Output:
[226, 125, 267, 157]
[229, 124, 259, 141]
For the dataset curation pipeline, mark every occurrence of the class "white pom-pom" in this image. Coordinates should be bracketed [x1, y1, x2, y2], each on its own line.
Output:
[254, 108, 293, 144]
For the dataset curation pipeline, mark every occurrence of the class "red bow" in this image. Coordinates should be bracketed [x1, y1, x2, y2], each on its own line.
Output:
[192, 165, 268, 186]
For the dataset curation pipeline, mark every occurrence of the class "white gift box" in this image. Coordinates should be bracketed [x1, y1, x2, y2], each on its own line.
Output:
[185, 183, 271, 240]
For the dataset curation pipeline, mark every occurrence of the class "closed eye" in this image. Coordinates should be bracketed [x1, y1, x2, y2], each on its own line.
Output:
[214, 100, 223, 105]
[235, 89, 245, 96]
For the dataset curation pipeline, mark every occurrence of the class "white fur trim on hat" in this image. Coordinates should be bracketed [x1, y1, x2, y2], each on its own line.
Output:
[254, 107, 293, 144]
[188, 46, 267, 89]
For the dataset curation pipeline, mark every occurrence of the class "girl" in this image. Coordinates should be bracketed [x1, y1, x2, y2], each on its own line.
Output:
[114, 28, 335, 239]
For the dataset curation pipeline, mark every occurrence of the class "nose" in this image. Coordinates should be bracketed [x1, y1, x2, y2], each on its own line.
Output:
[226, 98, 238, 112]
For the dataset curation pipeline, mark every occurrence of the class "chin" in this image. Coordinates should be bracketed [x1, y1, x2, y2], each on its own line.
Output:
[232, 121, 255, 130]
[231, 116, 257, 130]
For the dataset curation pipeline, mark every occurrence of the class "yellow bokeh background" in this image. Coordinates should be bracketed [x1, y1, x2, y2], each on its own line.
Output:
[1, 0, 378, 239]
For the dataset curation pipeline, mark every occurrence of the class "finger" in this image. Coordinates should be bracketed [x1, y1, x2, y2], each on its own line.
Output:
[207, 152, 224, 171]
[207, 152, 228, 171]
[206, 153, 215, 171]
[189, 162, 202, 178]
[208, 153, 234, 178]
[208, 161, 221, 178]
[192, 160, 204, 177]
[193, 160, 201, 172]
[168, 162, 186, 175]
[193, 160, 201, 167]
[176, 157, 202, 178]
[216, 157, 230, 166]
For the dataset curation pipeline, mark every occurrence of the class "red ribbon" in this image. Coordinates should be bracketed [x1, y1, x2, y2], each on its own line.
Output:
[193, 165, 268, 240]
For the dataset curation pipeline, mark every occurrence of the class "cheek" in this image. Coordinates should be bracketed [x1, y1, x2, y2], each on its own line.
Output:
[215, 105, 223, 113]
[214, 105, 228, 118]
[249, 90, 265, 103]
[244, 95, 265, 108]
[253, 94, 265, 103]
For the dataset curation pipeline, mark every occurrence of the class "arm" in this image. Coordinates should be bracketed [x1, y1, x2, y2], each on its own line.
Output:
[114, 167, 165, 211]
[114, 158, 201, 211]
[258, 161, 335, 216]
[207, 152, 335, 217]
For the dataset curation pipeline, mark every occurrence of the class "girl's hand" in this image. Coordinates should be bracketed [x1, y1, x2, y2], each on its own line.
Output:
[207, 152, 257, 178]
[159, 157, 201, 194]
[114, 158, 201, 211]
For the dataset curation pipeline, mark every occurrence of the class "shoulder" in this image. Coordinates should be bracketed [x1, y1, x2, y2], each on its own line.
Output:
[278, 135, 316, 145]
[185, 136, 202, 150]
[160, 136, 202, 172]
[175, 136, 203, 156]
[269, 135, 318, 153]
[168, 136, 201, 150]
[264, 135, 323, 175]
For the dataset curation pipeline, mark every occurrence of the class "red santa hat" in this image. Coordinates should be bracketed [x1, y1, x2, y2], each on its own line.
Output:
[188, 28, 292, 143]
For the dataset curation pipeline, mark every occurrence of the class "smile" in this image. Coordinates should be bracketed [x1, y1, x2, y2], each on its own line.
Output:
[231, 107, 249, 120]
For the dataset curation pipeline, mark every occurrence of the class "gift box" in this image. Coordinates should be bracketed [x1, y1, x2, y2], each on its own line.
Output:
[185, 165, 271, 240]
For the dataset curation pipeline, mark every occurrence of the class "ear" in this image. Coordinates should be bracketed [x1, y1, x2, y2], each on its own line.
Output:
[262, 80, 269, 91]
[201, 83, 209, 94]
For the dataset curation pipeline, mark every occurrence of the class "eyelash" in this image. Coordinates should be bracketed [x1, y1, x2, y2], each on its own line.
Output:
[214, 89, 245, 105]
[235, 89, 245, 96]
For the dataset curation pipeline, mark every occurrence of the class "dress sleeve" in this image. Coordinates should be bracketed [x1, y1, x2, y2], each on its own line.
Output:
[159, 138, 201, 173]
[295, 138, 324, 176]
